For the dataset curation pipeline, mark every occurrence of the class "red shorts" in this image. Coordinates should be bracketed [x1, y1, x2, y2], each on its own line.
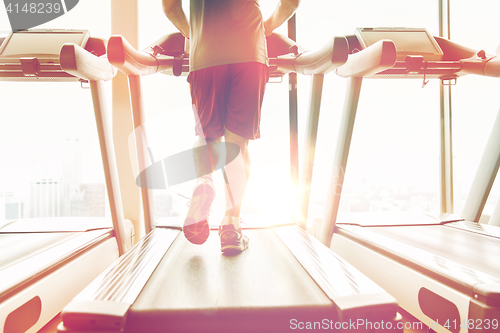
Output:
[187, 62, 269, 140]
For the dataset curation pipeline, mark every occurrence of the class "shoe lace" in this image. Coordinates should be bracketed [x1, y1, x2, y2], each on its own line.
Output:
[178, 192, 213, 213]
[178, 192, 190, 203]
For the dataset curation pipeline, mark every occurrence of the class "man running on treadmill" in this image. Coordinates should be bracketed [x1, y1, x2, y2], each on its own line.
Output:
[163, 0, 300, 254]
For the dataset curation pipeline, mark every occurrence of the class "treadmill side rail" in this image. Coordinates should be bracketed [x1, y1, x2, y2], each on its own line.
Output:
[60, 228, 180, 331]
[472, 283, 500, 307]
[61, 300, 130, 331]
[274, 225, 400, 324]
[469, 298, 500, 332]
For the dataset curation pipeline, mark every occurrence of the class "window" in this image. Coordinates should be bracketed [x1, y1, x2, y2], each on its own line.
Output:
[304, 0, 441, 222]
[0, 0, 111, 224]
[136, 0, 447, 226]
[451, 0, 500, 221]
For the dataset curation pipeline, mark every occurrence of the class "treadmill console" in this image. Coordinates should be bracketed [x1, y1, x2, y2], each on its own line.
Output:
[355, 27, 444, 61]
[0, 29, 90, 62]
[0, 29, 90, 81]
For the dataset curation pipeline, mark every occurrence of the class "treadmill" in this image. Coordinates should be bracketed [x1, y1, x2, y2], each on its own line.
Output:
[301, 27, 500, 332]
[0, 30, 131, 332]
[57, 33, 404, 332]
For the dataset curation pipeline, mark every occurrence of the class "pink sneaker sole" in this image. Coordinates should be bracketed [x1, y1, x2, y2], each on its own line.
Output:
[183, 181, 215, 245]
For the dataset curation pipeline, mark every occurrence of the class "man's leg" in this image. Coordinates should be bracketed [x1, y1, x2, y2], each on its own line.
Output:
[183, 135, 222, 245]
[218, 128, 251, 254]
[193, 135, 223, 178]
[218, 63, 267, 254]
[222, 128, 250, 229]
[184, 66, 228, 245]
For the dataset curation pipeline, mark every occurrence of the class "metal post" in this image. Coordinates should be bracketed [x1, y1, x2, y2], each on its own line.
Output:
[439, 0, 451, 40]
[90, 80, 130, 255]
[489, 187, 500, 226]
[439, 0, 454, 214]
[298, 74, 324, 230]
[439, 85, 454, 214]
[288, 15, 299, 207]
[111, 0, 142, 243]
[128, 75, 156, 234]
[320, 76, 363, 246]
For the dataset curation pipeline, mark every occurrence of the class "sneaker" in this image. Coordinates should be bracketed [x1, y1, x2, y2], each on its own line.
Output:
[219, 223, 249, 255]
[183, 177, 215, 245]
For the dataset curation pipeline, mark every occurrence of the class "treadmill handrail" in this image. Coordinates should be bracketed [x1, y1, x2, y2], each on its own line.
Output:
[60, 43, 117, 81]
[334, 34, 500, 80]
[275, 36, 349, 75]
[335, 39, 397, 78]
[107, 35, 175, 76]
[461, 55, 500, 77]
[107, 33, 349, 76]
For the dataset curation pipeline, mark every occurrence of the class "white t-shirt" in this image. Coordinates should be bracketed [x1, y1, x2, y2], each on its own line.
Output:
[189, 0, 269, 71]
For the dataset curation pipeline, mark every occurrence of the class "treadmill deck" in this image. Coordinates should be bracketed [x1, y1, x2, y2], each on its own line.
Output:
[337, 221, 500, 302]
[60, 226, 400, 333]
[366, 223, 500, 278]
[127, 229, 335, 333]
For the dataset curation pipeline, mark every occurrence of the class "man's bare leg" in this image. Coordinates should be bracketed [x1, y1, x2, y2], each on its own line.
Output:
[193, 135, 222, 179]
[218, 129, 250, 254]
[222, 128, 251, 229]
[183, 135, 222, 244]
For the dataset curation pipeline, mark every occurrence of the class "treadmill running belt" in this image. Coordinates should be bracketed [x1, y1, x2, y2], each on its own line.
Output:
[367, 224, 500, 277]
[126, 229, 335, 333]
